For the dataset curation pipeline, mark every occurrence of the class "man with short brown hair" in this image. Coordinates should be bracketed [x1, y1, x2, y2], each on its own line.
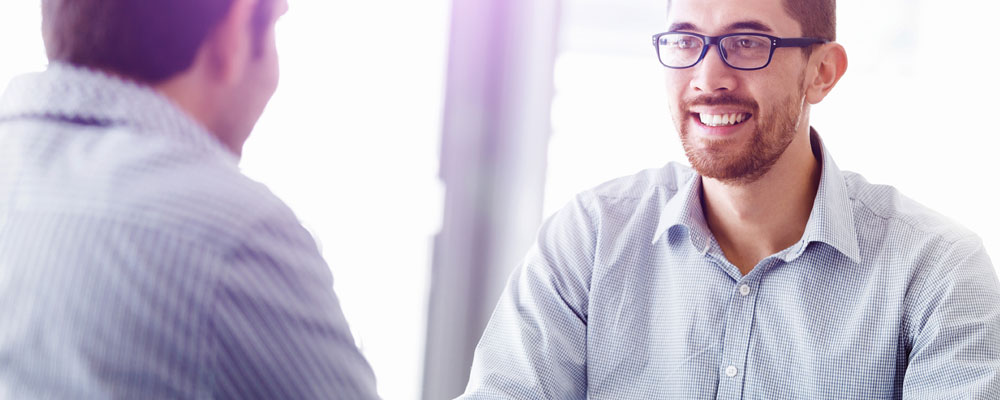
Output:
[462, 0, 1000, 397]
[0, 0, 379, 398]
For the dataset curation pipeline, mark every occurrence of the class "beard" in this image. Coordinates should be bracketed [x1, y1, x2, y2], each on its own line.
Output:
[676, 80, 805, 185]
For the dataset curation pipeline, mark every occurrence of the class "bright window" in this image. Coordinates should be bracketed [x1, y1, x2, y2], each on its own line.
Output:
[242, 3, 449, 398]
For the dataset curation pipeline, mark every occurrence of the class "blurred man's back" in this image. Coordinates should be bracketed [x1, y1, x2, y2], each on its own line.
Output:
[0, 0, 379, 398]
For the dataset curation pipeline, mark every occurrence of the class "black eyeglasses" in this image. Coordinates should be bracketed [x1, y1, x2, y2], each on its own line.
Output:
[651, 31, 828, 71]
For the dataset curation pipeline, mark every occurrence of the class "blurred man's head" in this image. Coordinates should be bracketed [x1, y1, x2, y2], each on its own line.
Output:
[41, 0, 289, 156]
[661, 0, 845, 185]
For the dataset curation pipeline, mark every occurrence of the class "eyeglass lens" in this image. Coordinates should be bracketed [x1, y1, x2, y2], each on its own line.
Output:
[658, 34, 772, 69]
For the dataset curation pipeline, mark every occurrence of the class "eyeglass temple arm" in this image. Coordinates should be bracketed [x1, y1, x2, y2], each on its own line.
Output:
[774, 37, 829, 48]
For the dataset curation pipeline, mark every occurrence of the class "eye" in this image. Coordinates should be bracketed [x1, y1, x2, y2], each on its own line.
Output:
[677, 39, 697, 48]
[661, 35, 701, 50]
[735, 38, 763, 48]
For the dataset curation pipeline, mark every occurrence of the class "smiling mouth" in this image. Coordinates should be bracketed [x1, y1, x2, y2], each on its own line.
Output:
[694, 112, 753, 127]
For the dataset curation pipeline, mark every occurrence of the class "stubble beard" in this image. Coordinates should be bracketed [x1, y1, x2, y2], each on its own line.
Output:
[676, 77, 806, 186]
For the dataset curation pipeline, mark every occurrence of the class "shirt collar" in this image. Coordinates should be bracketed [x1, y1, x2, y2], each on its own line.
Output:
[0, 63, 233, 162]
[652, 168, 715, 253]
[652, 129, 861, 264]
[798, 129, 861, 263]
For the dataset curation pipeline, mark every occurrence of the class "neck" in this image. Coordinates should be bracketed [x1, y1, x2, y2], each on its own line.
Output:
[701, 128, 821, 275]
[153, 70, 244, 157]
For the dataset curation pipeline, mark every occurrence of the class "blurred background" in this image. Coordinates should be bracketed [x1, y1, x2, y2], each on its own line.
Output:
[2, 0, 998, 399]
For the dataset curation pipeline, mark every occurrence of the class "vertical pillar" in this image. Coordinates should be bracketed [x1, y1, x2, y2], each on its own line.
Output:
[421, 0, 562, 398]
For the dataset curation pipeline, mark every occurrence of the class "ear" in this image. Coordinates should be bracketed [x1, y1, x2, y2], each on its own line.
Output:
[804, 42, 848, 104]
[203, 0, 257, 86]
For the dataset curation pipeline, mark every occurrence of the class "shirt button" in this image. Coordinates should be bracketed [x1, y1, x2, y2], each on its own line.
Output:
[725, 365, 738, 377]
[739, 284, 751, 296]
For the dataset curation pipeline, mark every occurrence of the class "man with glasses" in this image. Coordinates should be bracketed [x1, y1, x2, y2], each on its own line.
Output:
[0, 0, 379, 398]
[461, 0, 1000, 397]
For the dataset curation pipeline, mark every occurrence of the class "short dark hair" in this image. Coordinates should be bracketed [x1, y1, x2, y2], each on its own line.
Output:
[42, 0, 275, 84]
[784, 0, 836, 42]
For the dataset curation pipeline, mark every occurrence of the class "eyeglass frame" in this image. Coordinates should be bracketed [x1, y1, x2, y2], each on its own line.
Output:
[651, 31, 829, 71]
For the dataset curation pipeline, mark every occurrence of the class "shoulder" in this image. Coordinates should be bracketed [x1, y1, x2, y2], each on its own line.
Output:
[541, 162, 694, 252]
[568, 161, 695, 222]
[842, 170, 979, 251]
[841, 170, 994, 307]
[115, 139, 297, 249]
[843, 171, 1000, 347]
[546, 161, 693, 221]
[586, 162, 695, 202]
[584, 161, 694, 221]
[11, 123, 299, 251]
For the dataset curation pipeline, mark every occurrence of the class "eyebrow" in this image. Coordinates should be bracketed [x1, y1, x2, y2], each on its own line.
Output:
[668, 20, 774, 34]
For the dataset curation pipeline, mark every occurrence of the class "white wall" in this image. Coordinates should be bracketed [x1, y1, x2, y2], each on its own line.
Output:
[0, 2, 46, 92]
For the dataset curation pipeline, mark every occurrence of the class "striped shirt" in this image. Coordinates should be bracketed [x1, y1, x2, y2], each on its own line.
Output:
[462, 131, 1000, 399]
[0, 64, 379, 399]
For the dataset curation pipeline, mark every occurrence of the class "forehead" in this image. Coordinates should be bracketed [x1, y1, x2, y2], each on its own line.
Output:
[667, 0, 801, 36]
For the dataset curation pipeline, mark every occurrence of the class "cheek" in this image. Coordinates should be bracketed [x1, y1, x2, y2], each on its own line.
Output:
[267, 47, 280, 84]
[663, 71, 688, 94]
[749, 70, 802, 108]
[663, 71, 689, 112]
[261, 35, 281, 92]
[761, 60, 807, 96]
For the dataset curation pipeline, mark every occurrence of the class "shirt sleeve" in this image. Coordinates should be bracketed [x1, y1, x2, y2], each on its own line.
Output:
[903, 236, 1000, 398]
[211, 210, 380, 400]
[460, 194, 597, 399]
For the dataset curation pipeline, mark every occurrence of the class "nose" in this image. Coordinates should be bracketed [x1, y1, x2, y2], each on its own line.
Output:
[690, 46, 738, 93]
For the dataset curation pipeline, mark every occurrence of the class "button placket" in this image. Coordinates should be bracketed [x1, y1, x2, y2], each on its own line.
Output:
[717, 279, 760, 398]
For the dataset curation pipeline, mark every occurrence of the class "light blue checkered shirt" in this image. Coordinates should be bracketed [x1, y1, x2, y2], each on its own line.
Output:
[0, 64, 379, 399]
[462, 131, 1000, 399]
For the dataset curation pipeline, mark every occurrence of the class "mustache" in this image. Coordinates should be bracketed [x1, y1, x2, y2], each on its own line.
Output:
[682, 94, 759, 112]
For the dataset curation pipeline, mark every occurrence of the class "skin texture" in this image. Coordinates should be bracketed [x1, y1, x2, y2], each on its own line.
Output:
[155, 0, 289, 157]
[665, 0, 848, 274]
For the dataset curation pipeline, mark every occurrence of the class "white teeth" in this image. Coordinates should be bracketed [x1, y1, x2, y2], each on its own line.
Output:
[699, 113, 749, 127]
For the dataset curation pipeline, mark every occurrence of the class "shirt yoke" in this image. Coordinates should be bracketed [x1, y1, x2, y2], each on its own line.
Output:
[2, 120, 294, 252]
